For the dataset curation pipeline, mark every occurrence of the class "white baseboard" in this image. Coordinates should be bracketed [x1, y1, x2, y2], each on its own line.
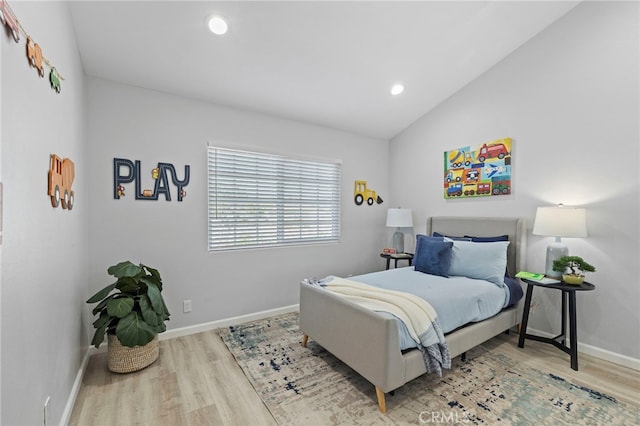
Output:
[86, 304, 300, 356]
[527, 327, 640, 371]
[60, 347, 92, 426]
[160, 304, 299, 341]
[580, 341, 640, 371]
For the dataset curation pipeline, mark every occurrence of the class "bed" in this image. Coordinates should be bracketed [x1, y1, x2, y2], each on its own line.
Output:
[299, 216, 527, 413]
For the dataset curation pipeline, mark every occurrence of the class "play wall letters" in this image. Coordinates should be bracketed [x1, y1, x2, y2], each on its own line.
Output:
[113, 158, 190, 201]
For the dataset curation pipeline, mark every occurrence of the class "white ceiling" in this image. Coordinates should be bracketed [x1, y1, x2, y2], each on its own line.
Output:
[68, 1, 580, 140]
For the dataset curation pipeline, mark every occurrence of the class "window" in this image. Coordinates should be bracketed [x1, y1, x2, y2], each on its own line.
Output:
[207, 146, 341, 251]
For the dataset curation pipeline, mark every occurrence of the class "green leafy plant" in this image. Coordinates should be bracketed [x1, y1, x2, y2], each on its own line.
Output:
[87, 261, 170, 348]
[552, 255, 596, 277]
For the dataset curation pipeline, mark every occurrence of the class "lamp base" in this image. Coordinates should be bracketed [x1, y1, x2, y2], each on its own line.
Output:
[392, 229, 404, 254]
[545, 237, 568, 278]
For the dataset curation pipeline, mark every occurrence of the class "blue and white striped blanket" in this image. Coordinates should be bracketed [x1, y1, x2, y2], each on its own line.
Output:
[323, 277, 451, 376]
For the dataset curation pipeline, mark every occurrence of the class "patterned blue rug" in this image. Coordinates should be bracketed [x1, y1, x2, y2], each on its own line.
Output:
[219, 312, 639, 425]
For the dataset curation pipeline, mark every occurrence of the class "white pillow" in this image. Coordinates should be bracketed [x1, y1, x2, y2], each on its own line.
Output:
[447, 240, 509, 286]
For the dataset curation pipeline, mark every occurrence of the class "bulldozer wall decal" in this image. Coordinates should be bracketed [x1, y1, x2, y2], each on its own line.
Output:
[353, 180, 383, 206]
[443, 138, 512, 199]
[113, 158, 190, 201]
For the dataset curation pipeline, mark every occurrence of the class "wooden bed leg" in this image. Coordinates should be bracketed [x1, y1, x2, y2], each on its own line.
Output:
[516, 323, 521, 334]
[375, 386, 387, 413]
[301, 334, 308, 347]
[460, 352, 467, 362]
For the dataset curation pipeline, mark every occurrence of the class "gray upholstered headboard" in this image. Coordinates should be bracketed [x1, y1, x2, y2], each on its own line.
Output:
[426, 216, 527, 277]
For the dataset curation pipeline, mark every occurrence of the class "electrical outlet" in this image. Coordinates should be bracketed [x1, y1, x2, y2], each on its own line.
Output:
[183, 300, 192, 313]
[43, 396, 51, 426]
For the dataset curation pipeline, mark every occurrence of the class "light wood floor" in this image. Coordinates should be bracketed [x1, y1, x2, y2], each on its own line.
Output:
[69, 329, 640, 426]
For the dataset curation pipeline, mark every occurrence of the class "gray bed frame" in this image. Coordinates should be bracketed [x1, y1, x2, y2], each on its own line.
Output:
[299, 216, 527, 413]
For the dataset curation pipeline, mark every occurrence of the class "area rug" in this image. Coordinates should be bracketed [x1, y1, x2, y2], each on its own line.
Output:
[219, 312, 639, 425]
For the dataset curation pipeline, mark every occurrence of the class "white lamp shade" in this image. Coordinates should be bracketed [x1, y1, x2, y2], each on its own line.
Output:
[532, 206, 587, 238]
[386, 208, 413, 228]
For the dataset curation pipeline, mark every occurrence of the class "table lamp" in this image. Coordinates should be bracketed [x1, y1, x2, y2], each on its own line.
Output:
[532, 204, 587, 278]
[386, 208, 413, 253]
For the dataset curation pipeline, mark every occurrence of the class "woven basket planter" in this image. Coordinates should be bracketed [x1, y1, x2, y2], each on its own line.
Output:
[107, 334, 159, 373]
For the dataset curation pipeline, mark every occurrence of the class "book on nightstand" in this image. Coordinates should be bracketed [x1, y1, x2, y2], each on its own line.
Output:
[515, 271, 561, 284]
[392, 253, 412, 258]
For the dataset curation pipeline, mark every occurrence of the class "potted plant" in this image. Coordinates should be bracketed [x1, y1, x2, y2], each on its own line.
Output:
[87, 261, 170, 372]
[552, 255, 596, 285]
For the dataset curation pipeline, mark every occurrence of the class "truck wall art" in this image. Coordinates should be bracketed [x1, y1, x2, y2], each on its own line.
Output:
[353, 180, 383, 206]
[113, 158, 190, 201]
[443, 138, 512, 199]
[48, 154, 75, 210]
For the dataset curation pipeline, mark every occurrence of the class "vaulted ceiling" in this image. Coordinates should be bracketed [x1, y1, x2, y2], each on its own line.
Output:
[69, 1, 579, 139]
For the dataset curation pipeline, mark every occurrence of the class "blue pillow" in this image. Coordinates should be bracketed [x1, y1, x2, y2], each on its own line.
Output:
[463, 235, 511, 276]
[414, 235, 453, 278]
[413, 234, 441, 254]
[463, 234, 509, 243]
[504, 276, 524, 307]
[432, 232, 472, 241]
[448, 240, 509, 286]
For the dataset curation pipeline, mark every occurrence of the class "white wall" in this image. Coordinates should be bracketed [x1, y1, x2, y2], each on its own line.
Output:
[86, 77, 390, 331]
[390, 1, 639, 360]
[1, 2, 88, 425]
[0, 17, 3, 423]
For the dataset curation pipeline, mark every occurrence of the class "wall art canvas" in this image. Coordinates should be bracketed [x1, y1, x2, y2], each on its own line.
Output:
[443, 138, 512, 199]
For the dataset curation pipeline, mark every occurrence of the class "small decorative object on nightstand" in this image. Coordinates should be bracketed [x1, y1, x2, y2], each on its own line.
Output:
[552, 255, 595, 285]
[518, 278, 595, 370]
[380, 252, 413, 270]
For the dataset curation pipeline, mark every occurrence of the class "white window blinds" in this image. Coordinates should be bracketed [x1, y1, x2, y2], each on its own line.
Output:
[207, 146, 341, 251]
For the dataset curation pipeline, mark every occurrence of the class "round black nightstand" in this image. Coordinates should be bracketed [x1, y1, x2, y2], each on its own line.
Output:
[517, 278, 595, 371]
[380, 253, 413, 270]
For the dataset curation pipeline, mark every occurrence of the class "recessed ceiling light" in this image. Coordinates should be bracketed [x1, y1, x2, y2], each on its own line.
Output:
[390, 83, 405, 96]
[208, 15, 228, 35]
